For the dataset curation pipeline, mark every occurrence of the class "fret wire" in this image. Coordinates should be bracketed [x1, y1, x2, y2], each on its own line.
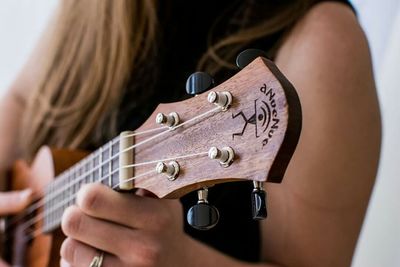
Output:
[73, 167, 77, 208]
[96, 146, 103, 182]
[90, 155, 93, 183]
[96, 150, 100, 183]
[46, 184, 50, 230]
[109, 141, 112, 187]
[42, 137, 127, 232]
[41, 144, 101, 231]
[86, 154, 91, 184]
[65, 170, 72, 208]
[43, 137, 118, 207]
[112, 138, 119, 188]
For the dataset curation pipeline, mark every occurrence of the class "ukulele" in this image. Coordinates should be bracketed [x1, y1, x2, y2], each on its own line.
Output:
[1, 51, 302, 267]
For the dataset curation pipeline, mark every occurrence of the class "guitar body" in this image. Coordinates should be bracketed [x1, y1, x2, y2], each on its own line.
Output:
[5, 147, 87, 267]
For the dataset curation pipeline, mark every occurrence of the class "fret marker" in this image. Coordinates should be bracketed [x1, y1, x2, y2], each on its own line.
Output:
[156, 161, 180, 181]
[207, 91, 232, 111]
[208, 146, 235, 167]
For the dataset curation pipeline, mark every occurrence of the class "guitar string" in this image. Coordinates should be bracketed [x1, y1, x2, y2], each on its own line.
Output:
[119, 107, 221, 154]
[21, 169, 157, 244]
[17, 150, 208, 235]
[19, 150, 210, 237]
[6, 105, 220, 228]
[25, 124, 170, 214]
[20, 150, 209, 243]
[5, 126, 165, 227]
[6, 105, 222, 242]
[37, 106, 219, 206]
[7, 106, 221, 243]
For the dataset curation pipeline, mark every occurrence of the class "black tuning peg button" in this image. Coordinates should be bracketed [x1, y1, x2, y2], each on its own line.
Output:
[236, 49, 268, 70]
[251, 181, 268, 220]
[185, 72, 214, 95]
[187, 188, 219, 230]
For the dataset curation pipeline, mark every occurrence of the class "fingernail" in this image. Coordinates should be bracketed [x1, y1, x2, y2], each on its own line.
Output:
[20, 189, 33, 201]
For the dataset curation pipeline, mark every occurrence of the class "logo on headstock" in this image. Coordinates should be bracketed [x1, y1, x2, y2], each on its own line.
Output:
[232, 83, 279, 147]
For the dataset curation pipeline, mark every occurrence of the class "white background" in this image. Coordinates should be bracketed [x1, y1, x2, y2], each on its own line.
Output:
[0, 1, 399, 266]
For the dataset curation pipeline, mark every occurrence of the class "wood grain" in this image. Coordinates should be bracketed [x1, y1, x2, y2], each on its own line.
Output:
[131, 57, 302, 198]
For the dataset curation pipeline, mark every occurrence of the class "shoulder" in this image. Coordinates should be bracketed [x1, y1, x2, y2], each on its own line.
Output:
[275, 1, 379, 131]
[276, 1, 371, 78]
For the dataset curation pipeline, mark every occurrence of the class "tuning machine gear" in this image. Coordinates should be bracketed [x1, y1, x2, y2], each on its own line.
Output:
[187, 187, 219, 230]
[251, 181, 268, 220]
[186, 72, 214, 95]
[236, 49, 268, 70]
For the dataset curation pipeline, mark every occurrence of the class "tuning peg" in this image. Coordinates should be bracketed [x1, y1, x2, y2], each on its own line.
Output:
[187, 188, 219, 230]
[186, 72, 214, 95]
[251, 181, 268, 220]
[236, 49, 268, 69]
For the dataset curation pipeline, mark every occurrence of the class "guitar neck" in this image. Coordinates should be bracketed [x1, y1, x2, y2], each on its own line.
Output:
[41, 136, 122, 233]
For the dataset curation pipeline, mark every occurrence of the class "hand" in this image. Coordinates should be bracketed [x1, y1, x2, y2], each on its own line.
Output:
[0, 189, 32, 267]
[60, 183, 192, 267]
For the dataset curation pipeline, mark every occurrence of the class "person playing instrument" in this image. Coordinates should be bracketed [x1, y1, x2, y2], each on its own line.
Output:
[0, 0, 381, 266]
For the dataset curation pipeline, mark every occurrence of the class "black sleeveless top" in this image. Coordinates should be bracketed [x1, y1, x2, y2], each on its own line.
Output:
[117, 0, 354, 262]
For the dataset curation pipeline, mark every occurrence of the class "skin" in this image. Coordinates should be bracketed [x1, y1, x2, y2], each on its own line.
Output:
[0, 2, 381, 267]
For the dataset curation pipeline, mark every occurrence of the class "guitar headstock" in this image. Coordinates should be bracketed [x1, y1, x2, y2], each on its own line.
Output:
[120, 57, 302, 199]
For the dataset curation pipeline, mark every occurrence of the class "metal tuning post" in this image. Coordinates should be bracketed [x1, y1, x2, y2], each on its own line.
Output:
[207, 91, 232, 111]
[187, 188, 219, 230]
[156, 161, 180, 181]
[251, 181, 268, 220]
[186, 72, 214, 95]
[236, 49, 268, 70]
[156, 112, 179, 128]
[208, 146, 235, 167]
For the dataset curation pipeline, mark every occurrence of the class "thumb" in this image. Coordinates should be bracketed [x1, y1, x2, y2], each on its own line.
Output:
[0, 189, 32, 215]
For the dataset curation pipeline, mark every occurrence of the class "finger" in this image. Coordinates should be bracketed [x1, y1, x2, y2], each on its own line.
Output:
[0, 189, 32, 215]
[61, 206, 157, 263]
[61, 238, 121, 267]
[76, 183, 173, 230]
[0, 258, 10, 267]
[60, 258, 71, 267]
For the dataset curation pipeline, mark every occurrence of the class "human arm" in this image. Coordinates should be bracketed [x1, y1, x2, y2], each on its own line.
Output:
[260, 2, 381, 266]
[0, 10, 56, 266]
[0, 15, 53, 187]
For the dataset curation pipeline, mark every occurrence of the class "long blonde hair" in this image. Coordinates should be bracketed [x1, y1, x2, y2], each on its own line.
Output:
[21, 0, 313, 158]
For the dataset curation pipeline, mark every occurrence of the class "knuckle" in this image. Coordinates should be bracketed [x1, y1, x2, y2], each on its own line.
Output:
[78, 184, 102, 212]
[61, 206, 83, 236]
[142, 244, 162, 267]
[121, 236, 160, 267]
[60, 239, 77, 263]
[136, 238, 161, 267]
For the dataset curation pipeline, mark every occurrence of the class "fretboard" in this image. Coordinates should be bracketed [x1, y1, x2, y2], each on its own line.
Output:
[42, 136, 121, 233]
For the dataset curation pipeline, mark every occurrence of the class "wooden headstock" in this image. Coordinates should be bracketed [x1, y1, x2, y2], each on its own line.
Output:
[127, 57, 302, 198]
